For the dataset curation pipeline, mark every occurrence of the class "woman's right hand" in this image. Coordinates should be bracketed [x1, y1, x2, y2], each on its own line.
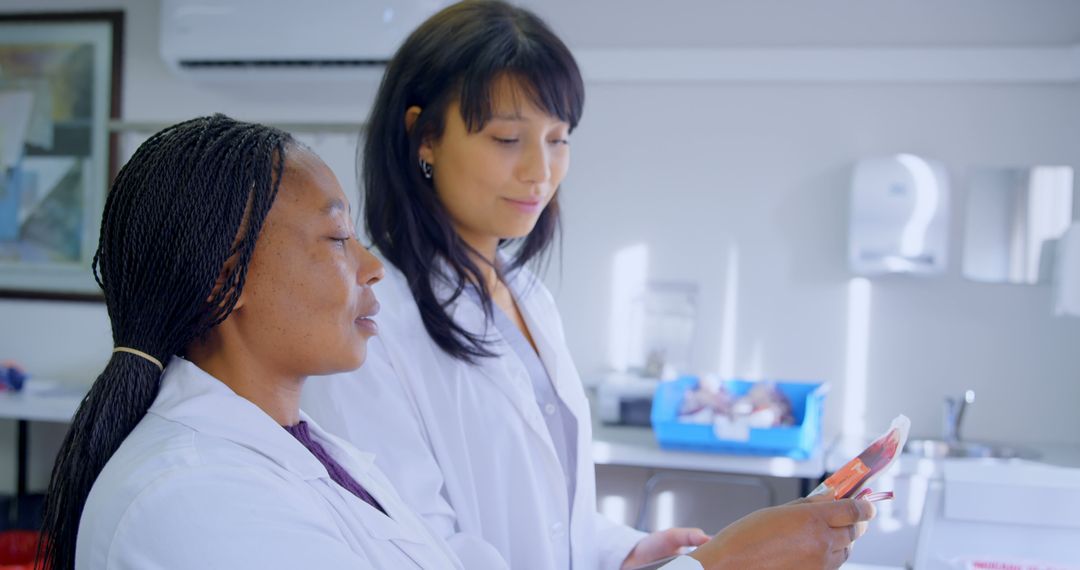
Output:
[687, 496, 875, 569]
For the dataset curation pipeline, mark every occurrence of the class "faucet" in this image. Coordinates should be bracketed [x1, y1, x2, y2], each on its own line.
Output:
[943, 390, 975, 444]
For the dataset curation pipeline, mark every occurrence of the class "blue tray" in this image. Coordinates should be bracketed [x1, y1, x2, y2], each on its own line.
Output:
[651, 376, 827, 459]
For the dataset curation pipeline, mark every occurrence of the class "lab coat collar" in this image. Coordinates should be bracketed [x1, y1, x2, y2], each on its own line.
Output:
[431, 255, 571, 429]
[427, 251, 535, 303]
[470, 258, 567, 397]
[148, 357, 377, 482]
[428, 253, 537, 323]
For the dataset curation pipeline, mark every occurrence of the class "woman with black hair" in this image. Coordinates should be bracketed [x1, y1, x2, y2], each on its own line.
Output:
[39, 115, 462, 570]
[303, 2, 874, 569]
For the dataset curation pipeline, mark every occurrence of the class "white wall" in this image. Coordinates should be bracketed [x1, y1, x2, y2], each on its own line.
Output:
[528, 0, 1080, 448]
[552, 81, 1080, 445]
[2, 0, 1079, 495]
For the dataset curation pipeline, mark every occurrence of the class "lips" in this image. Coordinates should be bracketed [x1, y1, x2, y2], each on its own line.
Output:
[505, 197, 542, 207]
[360, 301, 379, 319]
[504, 196, 545, 214]
[354, 284, 380, 322]
[356, 299, 380, 321]
[354, 297, 380, 336]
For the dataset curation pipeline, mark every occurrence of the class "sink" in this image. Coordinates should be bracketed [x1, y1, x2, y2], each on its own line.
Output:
[904, 390, 1043, 461]
[904, 438, 1040, 460]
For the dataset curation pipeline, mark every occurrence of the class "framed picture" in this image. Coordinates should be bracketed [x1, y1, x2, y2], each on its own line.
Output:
[0, 11, 122, 301]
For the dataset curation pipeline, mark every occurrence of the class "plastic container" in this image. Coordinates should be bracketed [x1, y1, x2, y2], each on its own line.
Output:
[0, 530, 42, 570]
[651, 376, 827, 459]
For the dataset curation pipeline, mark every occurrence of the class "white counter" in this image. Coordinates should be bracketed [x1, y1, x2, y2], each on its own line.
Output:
[592, 421, 832, 480]
[0, 379, 85, 422]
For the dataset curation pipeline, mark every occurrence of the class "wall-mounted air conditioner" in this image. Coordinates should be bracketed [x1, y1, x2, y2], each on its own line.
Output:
[160, 0, 447, 80]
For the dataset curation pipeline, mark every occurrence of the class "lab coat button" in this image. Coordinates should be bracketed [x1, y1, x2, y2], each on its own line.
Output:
[544, 403, 556, 415]
[550, 521, 565, 539]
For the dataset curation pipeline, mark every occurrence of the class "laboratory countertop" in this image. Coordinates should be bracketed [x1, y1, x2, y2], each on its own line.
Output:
[7, 378, 835, 480]
[8, 379, 1080, 479]
[0, 380, 85, 423]
[826, 435, 1080, 475]
[591, 421, 834, 480]
[0, 379, 840, 482]
[593, 420, 1080, 485]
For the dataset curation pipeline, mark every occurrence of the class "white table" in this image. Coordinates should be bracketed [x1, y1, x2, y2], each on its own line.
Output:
[10, 381, 836, 511]
[0, 380, 85, 423]
[591, 421, 833, 499]
[9, 381, 837, 485]
[0, 380, 86, 513]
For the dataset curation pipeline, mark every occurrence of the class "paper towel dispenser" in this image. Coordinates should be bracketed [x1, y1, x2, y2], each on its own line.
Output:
[962, 165, 1074, 285]
[849, 154, 950, 275]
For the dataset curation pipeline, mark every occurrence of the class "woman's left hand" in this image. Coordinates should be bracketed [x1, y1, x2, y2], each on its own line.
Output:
[621, 527, 711, 569]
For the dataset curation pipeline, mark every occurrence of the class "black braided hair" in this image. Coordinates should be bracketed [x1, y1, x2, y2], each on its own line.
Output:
[364, 0, 583, 363]
[37, 114, 294, 570]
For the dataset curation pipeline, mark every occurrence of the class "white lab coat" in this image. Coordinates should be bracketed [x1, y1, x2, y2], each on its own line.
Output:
[303, 258, 647, 570]
[76, 356, 463, 570]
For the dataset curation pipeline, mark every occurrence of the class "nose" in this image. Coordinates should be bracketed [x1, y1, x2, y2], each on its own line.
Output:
[518, 139, 551, 185]
[353, 240, 384, 286]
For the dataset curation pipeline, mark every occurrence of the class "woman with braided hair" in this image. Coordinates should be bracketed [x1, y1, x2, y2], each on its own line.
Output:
[38, 114, 462, 570]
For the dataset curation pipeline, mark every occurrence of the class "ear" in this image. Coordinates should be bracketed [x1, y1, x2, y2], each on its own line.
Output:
[209, 261, 246, 312]
[231, 287, 246, 311]
[404, 105, 436, 166]
[404, 105, 422, 133]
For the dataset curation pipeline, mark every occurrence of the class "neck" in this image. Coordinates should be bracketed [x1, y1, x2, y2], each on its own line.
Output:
[187, 335, 303, 426]
[456, 228, 500, 290]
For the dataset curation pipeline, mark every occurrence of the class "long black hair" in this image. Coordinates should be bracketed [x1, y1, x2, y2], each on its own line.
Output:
[363, 0, 584, 362]
[38, 114, 293, 570]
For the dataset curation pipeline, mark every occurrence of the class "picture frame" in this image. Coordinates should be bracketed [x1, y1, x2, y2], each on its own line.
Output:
[0, 11, 123, 301]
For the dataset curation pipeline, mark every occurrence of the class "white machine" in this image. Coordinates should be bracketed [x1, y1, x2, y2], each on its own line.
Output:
[160, 0, 449, 80]
[595, 373, 660, 427]
[913, 460, 1080, 569]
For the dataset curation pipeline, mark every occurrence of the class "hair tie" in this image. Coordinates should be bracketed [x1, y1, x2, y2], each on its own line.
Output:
[112, 347, 164, 371]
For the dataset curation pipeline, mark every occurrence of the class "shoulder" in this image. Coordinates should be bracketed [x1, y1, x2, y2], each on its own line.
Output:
[85, 415, 302, 521]
[87, 464, 345, 569]
[80, 418, 325, 567]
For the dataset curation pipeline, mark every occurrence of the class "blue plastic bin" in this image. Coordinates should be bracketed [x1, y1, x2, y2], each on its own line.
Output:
[651, 376, 827, 459]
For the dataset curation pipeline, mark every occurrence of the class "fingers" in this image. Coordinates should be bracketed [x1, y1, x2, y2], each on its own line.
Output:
[787, 499, 871, 569]
[826, 543, 853, 569]
[827, 525, 856, 551]
[821, 498, 876, 527]
[666, 527, 711, 547]
[823, 516, 869, 560]
[853, 520, 869, 540]
[801, 492, 833, 504]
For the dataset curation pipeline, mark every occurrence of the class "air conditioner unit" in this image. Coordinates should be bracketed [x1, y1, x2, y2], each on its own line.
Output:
[160, 0, 447, 80]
